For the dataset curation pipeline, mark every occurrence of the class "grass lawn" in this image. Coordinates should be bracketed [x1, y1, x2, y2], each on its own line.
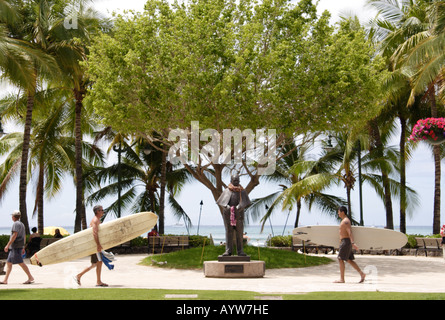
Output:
[0, 288, 444, 300]
[142, 245, 333, 269]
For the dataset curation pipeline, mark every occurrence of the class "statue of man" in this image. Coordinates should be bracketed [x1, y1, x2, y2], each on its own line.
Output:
[216, 173, 252, 256]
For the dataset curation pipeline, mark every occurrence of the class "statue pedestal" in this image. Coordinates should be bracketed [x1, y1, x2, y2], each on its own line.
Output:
[217, 255, 250, 262]
[204, 256, 265, 278]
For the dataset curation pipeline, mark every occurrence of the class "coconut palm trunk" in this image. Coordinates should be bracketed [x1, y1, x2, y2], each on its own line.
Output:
[36, 164, 44, 235]
[19, 89, 35, 235]
[74, 87, 86, 232]
[399, 115, 407, 234]
[430, 89, 441, 234]
[369, 120, 394, 229]
[158, 146, 167, 235]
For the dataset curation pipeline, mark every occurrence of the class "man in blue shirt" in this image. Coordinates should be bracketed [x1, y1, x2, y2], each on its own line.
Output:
[1, 211, 34, 285]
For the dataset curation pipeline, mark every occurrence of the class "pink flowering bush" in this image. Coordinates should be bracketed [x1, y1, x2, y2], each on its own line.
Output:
[409, 118, 445, 144]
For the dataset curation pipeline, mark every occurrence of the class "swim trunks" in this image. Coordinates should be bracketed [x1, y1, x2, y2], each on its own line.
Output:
[337, 238, 355, 261]
[7, 248, 24, 264]
[91, 252, 102, 264]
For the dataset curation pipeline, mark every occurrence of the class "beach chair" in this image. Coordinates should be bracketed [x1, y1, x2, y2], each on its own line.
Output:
[415, 238, 442, 257]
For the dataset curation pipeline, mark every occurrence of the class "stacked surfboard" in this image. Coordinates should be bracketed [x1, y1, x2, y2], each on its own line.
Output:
[30, 211, 158, 266]
[293, 225, 408, 250]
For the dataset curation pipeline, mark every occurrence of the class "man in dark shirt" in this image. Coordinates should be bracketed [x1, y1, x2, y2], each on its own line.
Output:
[1, 211, 34, 285]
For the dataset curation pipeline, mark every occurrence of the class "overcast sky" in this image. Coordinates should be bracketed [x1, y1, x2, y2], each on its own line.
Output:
[1, 0, 442, 231]
[92, 0, 375, 21]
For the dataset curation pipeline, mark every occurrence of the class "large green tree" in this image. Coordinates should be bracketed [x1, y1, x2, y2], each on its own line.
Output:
[85, 0, 386, 222]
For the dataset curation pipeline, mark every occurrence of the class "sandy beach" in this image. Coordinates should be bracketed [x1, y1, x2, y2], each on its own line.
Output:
[1, 253, 445, 293]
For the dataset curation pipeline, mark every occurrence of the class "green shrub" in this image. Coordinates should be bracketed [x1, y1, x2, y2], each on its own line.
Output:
[267, 235, 292, 247]
[131, 236, 148, 247]
[188, 235, 212, 247]
[0, 235, 9, 249]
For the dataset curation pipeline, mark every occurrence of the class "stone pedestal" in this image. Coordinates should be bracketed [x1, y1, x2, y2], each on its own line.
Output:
[204, 256, 265, 278]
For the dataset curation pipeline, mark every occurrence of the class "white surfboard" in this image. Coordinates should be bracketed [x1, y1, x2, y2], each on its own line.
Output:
[30, 212, 158, 266]
[293, 225, 408, 250]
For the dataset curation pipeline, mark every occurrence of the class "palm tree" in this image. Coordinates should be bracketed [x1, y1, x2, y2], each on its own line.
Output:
[247, 138, 347, 230]
[2, 0, 76, 233]
[325, 130, 419, 228]
[84, 136, 193, 233]
[52, 2, 109, 232]
[3, 0, 107, 233]
[1, 0, 62, 233]
[386, 0, 444, 234]
[366, 0, 433, 232]
[0, 88, 104, 234]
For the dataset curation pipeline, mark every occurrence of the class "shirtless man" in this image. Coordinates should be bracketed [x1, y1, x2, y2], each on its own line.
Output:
[335, 206, 366, 284]
[75, 205, 108, 287]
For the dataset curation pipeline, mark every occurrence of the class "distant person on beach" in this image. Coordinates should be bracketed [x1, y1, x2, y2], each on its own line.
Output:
[243, 232, 250, 244]
[148, 228, 159, 237]
[75, 205, 108, 287]
[54, 229, 63, 238]
[1, 211, 35, 285]
[335, 206, 366, 284]
[25, 227, 41, 257]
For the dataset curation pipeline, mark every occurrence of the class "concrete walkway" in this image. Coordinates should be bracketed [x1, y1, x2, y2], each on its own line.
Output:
[1, 254, 445, 293]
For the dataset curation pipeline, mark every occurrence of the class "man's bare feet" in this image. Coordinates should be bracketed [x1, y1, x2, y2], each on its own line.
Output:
[333, 280, 345, 283]
[359, 274, 366, 283]
[96, 282, 108, 287]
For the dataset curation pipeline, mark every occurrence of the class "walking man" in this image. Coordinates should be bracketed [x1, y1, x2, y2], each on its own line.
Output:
[1, 210, 34, 285]
[75, 205, 108, 287]
[335, 206, 366, 284]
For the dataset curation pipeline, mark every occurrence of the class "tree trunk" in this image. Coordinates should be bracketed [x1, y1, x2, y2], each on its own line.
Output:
[369, 120, 394, 229]
[433, 145, 441, 234]
[346, 186, 352, 222]
[430, 89, 441, 234]
[19, 90, 35, 235]
[383, 173, 394, 229]
[399, 116, 407, 234]
[37, 164, 44, 235]
[294, 199, 301, 228]
[74, 87, 85, 233]
[158, 145, 167, 235]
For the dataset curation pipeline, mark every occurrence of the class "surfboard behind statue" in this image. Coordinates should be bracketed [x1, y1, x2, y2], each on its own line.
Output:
[293, 225, 408, 250]
[30, 212, 158, 266]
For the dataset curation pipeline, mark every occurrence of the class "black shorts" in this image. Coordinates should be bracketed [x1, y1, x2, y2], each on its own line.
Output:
[337, 238, 355, 261]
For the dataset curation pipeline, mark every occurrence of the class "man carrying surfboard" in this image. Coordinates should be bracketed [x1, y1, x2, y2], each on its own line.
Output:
[335, 206, 366, 284]
[75, 205, 108, 287]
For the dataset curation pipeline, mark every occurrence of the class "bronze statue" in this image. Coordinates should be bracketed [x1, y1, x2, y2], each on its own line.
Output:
[216, 173, 252, 256]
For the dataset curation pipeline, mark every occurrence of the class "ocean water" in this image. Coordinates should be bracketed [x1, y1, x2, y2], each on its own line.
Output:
[0, 224, 435, 247]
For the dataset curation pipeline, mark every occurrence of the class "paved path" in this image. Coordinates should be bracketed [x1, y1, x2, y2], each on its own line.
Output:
[1, 254, 445, 293]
